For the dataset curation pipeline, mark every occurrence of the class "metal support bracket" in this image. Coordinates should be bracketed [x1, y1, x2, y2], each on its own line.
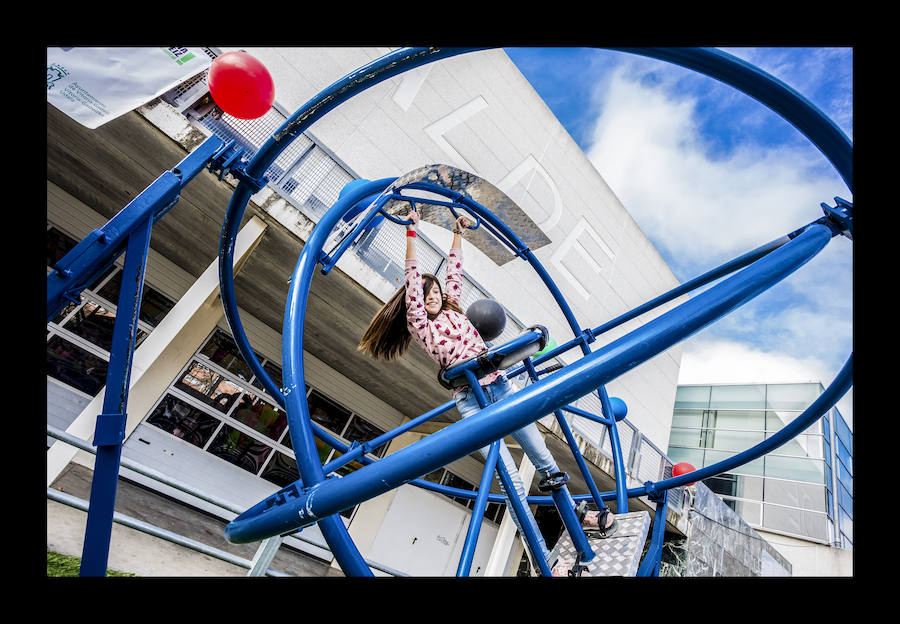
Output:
[93, 413, 127, 447]
[820, 196, 852, 240]
[207, 139, 269, 194]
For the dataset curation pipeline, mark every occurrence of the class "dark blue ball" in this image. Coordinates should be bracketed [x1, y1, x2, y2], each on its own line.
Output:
[466, 299, 507, 342]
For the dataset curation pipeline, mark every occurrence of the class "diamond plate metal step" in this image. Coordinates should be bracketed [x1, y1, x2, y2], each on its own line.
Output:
[548, 511, 651, 577]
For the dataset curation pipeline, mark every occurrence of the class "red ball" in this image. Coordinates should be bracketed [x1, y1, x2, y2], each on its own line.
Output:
[672, 462, 696, 486]
[207, 51, 275, 120]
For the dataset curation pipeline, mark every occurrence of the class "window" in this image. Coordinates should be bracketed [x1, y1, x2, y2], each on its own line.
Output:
[674, 385, 711, 409]
[144, 328, 391, 522]
[46, 226, 175, 399]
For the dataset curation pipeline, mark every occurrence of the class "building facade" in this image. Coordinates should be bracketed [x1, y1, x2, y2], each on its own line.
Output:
[667, 382, 853, 575]
[47, 47, 822, 576]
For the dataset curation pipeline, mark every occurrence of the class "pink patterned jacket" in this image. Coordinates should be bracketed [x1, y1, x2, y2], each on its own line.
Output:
[405, 247, 501, 393]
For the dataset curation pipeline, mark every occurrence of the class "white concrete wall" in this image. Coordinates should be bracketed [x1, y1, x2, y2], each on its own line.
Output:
[222, 46, 684, 451]
[758, 530, 853, 576]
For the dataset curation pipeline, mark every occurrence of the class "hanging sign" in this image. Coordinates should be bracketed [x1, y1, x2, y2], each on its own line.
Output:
[47, 47, 211, 129]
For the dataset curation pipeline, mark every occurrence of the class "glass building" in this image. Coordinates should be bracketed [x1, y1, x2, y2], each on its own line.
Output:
[667, 383, 852, 549]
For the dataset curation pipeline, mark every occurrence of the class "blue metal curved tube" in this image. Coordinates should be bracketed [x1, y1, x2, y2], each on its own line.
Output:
[226, 222, 832, 542]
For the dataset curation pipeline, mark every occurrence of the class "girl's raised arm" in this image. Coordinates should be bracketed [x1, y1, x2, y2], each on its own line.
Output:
[445, 216, 470, 305]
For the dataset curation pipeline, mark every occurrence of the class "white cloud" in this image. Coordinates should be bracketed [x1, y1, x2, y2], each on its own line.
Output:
[584, 63, 849, 271]
[678, 337, 853, 427]
[582, 60, 854, 429]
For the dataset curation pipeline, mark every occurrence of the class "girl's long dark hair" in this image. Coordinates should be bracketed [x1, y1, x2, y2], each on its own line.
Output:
[358, 273, 464, 360]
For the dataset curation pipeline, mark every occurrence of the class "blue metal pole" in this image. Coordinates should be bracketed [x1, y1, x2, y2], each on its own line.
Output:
[457, 439, 501, 576]
[521, 358, 607, 515]
[595, 386, 629, 512]
[636, 488, 669, 577]
[463, 372, 552, 576]
[79, 216, 153, 576]
[548, 484, 595, 563]
[590, 233, 793, 341]
[226, 223, 832, 543]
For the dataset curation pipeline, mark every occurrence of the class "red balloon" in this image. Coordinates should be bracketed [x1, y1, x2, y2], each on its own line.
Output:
[207, 51, 275, 120]
[672, 462, 696, 486]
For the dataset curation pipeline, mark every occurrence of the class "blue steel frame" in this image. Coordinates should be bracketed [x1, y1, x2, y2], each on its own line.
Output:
[48, 46, 852, 577]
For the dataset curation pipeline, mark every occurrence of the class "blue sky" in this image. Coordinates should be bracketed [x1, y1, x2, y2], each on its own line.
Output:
[504, 47, 853, 425]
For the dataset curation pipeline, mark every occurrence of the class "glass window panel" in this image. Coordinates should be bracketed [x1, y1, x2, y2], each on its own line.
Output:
[307, 391, 352, 435]
[666, 447, 705, 469]
[174, 360, 243, 413]
[199, 330, 254, 381]
[137, 285, 175, 327]
[765, 456, 825, 484]
[708, 428, 765, 452]
[95, 271, 174, 327]
[207, 425, 273, 474]
[253, 360, 284, 393]
[703, 449, 764, 476]
[710, 410, 766, 431]
[260, 452, 301, 488]
[423, 469, 445, 484]
[51, 300, 79, 326]
[230, 393, 288, 442]
[706, 473, 764, 500]
[486, 502, 504, 524]
[720, 497, 762, 525]
[834, 414, 852, 450]
[763, 479, 826, 512]
[837, 482, 852, 516]
[674, 386, 710, 409]
[768, 434, 823, 460]
[734, 474, 764, 500]
[836, 438, 852, 473]
[62, 300, 118, 351]
[669, 428, 703, 448]
[313, 436, 333, 464]
[765, 383, 820, 411]
[443, 471, 475, 507]
[672, 409, 704, 428]
[765, 504, 828, 541]
[766, 411, 787, 432]
[709, 385, 765, 409]
[331, 452, 365, 478]
[838, 508, 852, 540]
[837, 460, 852, 489]
[47, 335, 108, 396]
[343, 416, 388, 456]
[147, 394, 221, 448]
[703, 474, 738, 497]
[47, 226, 78, 267]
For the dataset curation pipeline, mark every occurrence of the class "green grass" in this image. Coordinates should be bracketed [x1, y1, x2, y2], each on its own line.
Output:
[47, 550, 137, 577]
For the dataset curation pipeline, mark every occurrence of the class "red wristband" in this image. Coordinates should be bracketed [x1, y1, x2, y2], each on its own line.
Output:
[406, 230, 417, 237]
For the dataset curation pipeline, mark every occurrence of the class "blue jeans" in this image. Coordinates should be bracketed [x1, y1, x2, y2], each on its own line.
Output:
[455, 374, 561, 563]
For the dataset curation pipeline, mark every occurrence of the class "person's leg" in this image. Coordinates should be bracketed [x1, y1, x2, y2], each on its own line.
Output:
[455, 384, 551, 563]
